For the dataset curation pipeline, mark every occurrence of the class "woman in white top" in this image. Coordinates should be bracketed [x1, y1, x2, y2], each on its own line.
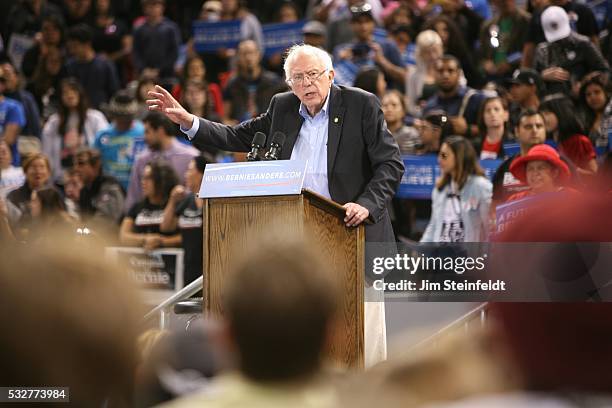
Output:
[421, 136, 492, 243]
[41, 78, 108, 183]
[405, 30, 443, 118]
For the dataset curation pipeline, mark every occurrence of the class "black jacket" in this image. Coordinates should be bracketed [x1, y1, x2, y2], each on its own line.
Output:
[190, 84, 405, 244]
[79, 173, 125, 224]
[534, 32, 610, 96]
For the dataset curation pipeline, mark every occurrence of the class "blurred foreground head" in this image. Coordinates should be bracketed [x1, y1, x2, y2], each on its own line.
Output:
[223, 227, 339, 382]
[491, 303, 612, 393]
[0, 235, 142, 407]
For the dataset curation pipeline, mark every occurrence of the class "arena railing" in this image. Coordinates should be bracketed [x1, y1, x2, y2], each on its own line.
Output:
[409, 302, 489, 351]
[144, 276, 203, 329]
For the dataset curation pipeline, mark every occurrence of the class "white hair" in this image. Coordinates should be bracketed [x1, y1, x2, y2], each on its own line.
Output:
[283, 44, 333, 81]
[415, 30, 443, 68]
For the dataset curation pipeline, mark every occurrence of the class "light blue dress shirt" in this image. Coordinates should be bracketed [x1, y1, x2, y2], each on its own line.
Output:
[182, 95, 332, 198]
[290, 96, 331, 199]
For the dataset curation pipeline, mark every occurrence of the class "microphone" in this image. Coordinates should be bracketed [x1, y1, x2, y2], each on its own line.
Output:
[264, 131, 286, 161]
[247, 132, 267, 161]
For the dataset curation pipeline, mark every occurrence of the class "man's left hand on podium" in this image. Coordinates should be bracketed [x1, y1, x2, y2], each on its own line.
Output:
[343, 202, 369, 227]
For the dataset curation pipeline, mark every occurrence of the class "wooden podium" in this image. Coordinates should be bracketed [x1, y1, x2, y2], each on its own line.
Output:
[202, 189, 365, 368]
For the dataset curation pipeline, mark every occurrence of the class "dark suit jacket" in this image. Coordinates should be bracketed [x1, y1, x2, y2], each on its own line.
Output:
[190, 84, 405, 244]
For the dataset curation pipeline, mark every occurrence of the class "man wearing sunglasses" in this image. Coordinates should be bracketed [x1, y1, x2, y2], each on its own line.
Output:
[147, 43, 404, 366]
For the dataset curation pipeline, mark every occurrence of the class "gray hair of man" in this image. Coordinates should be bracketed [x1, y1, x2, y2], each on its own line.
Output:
[283, 44, 334, 83]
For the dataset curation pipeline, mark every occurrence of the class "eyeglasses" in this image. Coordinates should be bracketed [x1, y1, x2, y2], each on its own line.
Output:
[287, 70, 327, 87]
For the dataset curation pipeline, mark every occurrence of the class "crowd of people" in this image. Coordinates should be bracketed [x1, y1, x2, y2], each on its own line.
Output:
[0, 1, 611, 266]
[0, 2, 611, 406]
[3, 219, 612, 407]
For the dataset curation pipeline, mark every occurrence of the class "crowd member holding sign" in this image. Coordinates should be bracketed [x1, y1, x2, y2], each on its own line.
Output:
[120, 160, 181, 251]
[421, 136, 492, 243]
[161, 155, 209, 285]
[147, 43, 404, 366]
[189, 0, 264, 85]
[506, 144, 573, 202]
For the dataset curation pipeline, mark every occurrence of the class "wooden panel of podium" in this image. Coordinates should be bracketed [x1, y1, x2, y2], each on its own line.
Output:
[202, 189, 365, 368]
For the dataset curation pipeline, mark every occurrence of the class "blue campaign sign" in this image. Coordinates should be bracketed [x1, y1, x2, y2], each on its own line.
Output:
[199, 160, 307, 198]
[262, 20, 305, 57]
[481, 158, 503, 179]
[333, 59, 360, 86]
[397, 154, 441, 199]
[193, 20, 242, 53]
[402, 43, 416, 66]
[495, 196, 533, 235]
[373, 28, 388, 45]
[396, 155, 502, 199]
[503, 142, 520, 156]
[585, 0, 609, 29]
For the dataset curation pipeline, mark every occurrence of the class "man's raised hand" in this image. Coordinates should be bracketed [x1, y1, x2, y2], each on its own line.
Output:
[146, 85, 195, 130]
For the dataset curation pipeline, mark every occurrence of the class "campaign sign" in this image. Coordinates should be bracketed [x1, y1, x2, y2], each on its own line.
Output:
[373, 27, 388, 45]
[333, 59, 360, 86]
[494, 192, 565, 236]
[105, 247, 185, 291]
[262, 20, 305, 57]
[199, 160, 307, 198]
[397, 154, 441, 199]
[585, 0, 608, 29]
[494, 196, 534, 235]
[396, 155, 502, 199]
[503, 142, 520, 156]
[193, 20, 242, 53]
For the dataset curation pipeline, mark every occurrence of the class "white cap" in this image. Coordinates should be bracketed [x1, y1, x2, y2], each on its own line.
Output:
[541, 6, 571, 43]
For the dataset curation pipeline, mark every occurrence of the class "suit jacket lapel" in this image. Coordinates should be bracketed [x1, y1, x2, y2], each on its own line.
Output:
[281, 100, 304, 160]
[327, 85, 345, 176]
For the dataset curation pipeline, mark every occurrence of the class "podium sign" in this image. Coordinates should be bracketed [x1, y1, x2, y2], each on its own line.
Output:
[199, 160, 307, 198]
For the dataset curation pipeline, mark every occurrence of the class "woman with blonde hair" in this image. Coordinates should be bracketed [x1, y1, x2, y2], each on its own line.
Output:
[405, 30, 443, 117]
[421, 136, 492, 242]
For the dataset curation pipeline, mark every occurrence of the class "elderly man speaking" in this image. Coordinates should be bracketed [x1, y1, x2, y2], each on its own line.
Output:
[147, 44, 404, 366]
